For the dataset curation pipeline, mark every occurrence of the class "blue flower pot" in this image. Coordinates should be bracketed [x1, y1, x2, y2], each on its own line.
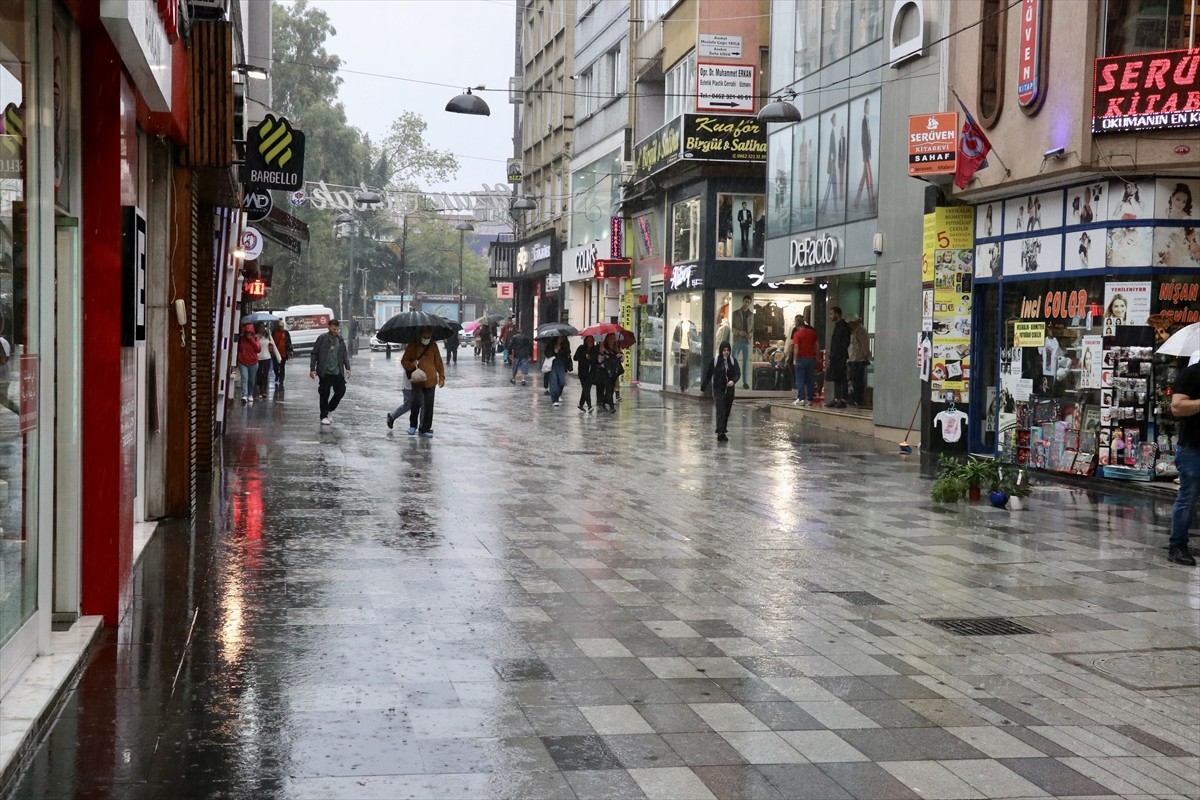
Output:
[989, 491, 1009, 509]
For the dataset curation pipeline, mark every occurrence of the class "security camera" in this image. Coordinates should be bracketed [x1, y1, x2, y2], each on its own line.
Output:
[1043, 147, 1066, 159]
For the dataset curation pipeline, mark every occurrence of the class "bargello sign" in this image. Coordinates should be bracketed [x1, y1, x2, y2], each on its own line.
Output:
[790, 233, 839, 271]
[1092, 48, 1200, 132]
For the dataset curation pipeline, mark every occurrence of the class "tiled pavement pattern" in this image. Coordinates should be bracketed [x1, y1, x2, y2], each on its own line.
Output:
[6, 354, 1199, 799]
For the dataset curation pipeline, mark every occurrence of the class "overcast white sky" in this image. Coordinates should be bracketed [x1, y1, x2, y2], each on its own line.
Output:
[290, 0, 517, 194]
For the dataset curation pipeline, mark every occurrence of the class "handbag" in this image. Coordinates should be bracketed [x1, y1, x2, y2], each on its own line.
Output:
[541, 357, 555, 374]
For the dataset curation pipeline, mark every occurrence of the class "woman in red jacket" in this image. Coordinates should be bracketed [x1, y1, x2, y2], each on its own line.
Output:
[237, 324, 259, 404]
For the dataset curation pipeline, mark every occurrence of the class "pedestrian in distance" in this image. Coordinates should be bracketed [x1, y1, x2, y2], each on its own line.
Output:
[401, 326, 445, 437]
[309, 318, 352, 425]
[499, 315, 515, 364]
[509, 331, 532, 385]
[791, 316, 819, 405]
[255, 322, 282, 399]
[236, 323, 259, 404]
[1167, 361, 1200, 565]
[385, 366, 414, 431]
[574, 334, 597, 412]
[272, 320, 294, 387]
[847, 313, 871, 407]
[701, 341, 740, 442]
[444, 330, 459, 365]
[825, 306, 851, 408]
[477, 323, 495, 365]
[544, 335, 573, 407]
[596, 333, 623, 413]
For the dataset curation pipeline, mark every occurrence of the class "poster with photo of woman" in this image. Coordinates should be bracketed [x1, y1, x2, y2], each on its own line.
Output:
[717, 194, 765, 259]
[1109, 179, 1156, 221]
[1003, 189, 1064, 235]
[846, 90, 880, 222]
[1157, 178, 1197, 221]
[1103, 281, 1151, 336]
[976, 202, 999, 240]
[792, 116, 819, 231]
[767, 127, 792, 240]
[976, 242, 1002, 279]
[1067, 182, 1107, 225]
[1064, 229, 1102, 271]
[1002, 234, 1063, 276]
[1153, 226, 1200, 268]
[1107, 226, 1153, 267]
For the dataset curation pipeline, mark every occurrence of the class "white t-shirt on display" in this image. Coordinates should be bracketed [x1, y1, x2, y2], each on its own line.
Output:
[934, 408, 969, 443]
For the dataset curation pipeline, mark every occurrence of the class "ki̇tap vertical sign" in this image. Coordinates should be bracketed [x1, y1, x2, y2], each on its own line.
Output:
[1016, 0, 1048, 113]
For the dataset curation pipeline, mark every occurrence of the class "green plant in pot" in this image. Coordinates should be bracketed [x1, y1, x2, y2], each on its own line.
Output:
[960, 457, 995, 502]
[930, 455, 969, 503]
[999, 465, 1033, 509]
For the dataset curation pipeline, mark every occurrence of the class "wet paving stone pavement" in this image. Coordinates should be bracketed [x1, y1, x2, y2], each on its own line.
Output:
[5, 352, 1200, 799]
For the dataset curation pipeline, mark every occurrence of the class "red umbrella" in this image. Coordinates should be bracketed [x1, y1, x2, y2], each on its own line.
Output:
[579, 323, 636, 348]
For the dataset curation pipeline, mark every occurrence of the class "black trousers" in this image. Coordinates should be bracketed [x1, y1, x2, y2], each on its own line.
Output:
[445, 343, 457, 364]
[273, 358, 287, 384]
[318, 374, 346, 418]
[256, 361, 271, 395]
[714, 386, 736, 434]
[578, 376, 593, 408]
[848, 361, 867, 405]
[410, 385, 436, 432]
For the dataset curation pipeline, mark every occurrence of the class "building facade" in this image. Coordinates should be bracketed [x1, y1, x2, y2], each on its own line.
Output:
[948, 0, 1200, 485]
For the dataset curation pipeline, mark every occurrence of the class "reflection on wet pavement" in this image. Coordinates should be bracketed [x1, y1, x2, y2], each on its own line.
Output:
[5, 353, 1199, 799]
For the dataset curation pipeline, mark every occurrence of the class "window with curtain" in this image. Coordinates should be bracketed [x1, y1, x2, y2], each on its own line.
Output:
[665, 51, 696, 121]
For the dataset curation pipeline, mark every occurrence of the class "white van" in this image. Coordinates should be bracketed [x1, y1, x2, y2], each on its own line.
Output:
[282, 304, 335, 356]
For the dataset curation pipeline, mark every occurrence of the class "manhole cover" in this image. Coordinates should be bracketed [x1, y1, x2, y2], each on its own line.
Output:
[825, 591, 888, 606]
[926, 617, 1038, 636]
[1062, 648, 1200, 690]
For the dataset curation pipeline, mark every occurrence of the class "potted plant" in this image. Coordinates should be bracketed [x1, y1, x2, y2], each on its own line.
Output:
[930, 455, 969, 503]
[1003, 466, 1033, 510]
[960, 457, 994, 503]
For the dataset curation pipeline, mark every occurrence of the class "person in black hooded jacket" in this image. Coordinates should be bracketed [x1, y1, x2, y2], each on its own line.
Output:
[573, 335, 597, 412]
[701, 341, 740, 442]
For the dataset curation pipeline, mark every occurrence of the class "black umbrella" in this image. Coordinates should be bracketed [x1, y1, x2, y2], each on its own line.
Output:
[536, 322, 579, 339]
[376, 311, 462, 344]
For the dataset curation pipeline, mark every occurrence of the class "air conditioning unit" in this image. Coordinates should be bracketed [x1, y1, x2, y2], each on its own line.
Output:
[188, 0, 227, 21]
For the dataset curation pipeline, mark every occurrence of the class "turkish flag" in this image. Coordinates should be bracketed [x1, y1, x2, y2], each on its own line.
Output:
[954, 110, 992, 189]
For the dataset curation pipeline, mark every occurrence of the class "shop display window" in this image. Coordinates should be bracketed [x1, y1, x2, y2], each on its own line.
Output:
[667, 292, 704, 392]
[636, 291, 664, 386]
[672, 197, 700, 264]
[714, 291, 812, 391]
[716, 193, 764, 260]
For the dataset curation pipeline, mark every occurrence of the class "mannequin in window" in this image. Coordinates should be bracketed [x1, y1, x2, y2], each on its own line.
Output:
[731, 295, 754, 389]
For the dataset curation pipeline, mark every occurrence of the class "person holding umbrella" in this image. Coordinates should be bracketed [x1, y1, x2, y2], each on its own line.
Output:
[236, 323, 260, 404]
[254, 322, 282, 399]
[272, 320, 294, 388]
[477, 321, 495, 364]
[401, 326, 446, 437]
[701, 341, 740, 442]
[574, 335, 597, 412]
[543, 335, 573, 406]
[596, 333, 623, 413]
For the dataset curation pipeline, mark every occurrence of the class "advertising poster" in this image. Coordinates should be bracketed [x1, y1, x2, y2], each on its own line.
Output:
[1067, 182, 1108, 225]
[976, 201, 1000, 239]
[1080, 335, 1103, 388]
[1109, 179, 1156, 221]
[768, 127, 792, 239]
[846, 91, 880, 221]
[1002, 234, 1063, 275]
[1103, 281, 1151, 336]
[1153, 226, 1200, 268]
[977, 242, 1002, 279]
[1157, 178, 1199, 221]
[716, 193, 765, 259]
[918, 332, 931, 382]
[1004, 189, 1065, 235]
[792, 117, 819, 231]
[921, 289, 933, 332]
[1108, 226, 1154, 266]
[817, 103, 849, 228]
[1064, 229, 1101, 271]
[927, 206, 975, 399]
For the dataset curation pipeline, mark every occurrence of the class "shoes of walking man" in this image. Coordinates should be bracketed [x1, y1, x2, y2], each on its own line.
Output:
[1168, 545, 1196, 566]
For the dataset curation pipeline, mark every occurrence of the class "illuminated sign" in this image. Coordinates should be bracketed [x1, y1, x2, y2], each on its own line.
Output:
[1016, 0, 1046, 110]
[594, 258, 632, 280]
[789, 234, 840, 271]
[245, 279, 268, 298]
[1093, 48, 1200, 132]
[610, 217, 623, 258]
[907, 112, 958, 176]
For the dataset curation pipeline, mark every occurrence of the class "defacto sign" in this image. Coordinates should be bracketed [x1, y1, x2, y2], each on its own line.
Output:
[681, 114, 767, 163]
[1092, 48, 1200, 133]
[789, 233, 840, 272]
[696, 62, 756, 113]
[907, 112, 958, 176]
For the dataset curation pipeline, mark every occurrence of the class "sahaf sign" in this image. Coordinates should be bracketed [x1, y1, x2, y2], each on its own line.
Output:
[907, 112, 958, 176]
[1092, 48, 1200, 133]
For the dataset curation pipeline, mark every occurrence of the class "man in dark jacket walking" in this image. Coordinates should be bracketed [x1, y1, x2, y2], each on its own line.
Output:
[309, 318, 352, 425]
[701, 341, 740, 442]
[825, 306, 850, 408]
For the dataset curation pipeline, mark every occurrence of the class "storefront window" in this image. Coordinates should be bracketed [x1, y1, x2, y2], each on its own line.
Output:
[792, 116, 819, 232]
[822, 0, 851, 65]
[714, 290, 813, 391]
[767, 127, 792, 240]
[1103, 0, 1197, 56]
[769, 0, 796, 93]
[636, 290, 664, 385]
[0, 0, 35, 648]
[570, 150, 621, 246]
[666, 292, 704, 391]
[672, 197, 700, 264]
[852, 0, 885, 50]
[716, 193, 765, 260]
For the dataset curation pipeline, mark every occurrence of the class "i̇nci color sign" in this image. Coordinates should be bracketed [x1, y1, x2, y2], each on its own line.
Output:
[1092, 48, 1200, 132]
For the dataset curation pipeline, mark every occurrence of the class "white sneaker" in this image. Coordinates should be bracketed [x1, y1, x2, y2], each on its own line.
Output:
[327, 412, 333, 422]
[247, 396, 253, 405]
[320, 417, 331, 425]
[792, 398, 802, 405]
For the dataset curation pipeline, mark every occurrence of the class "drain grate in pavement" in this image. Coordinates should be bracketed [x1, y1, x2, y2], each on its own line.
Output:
[926, 617, 1038, 636]
[825, 591, 889, 606]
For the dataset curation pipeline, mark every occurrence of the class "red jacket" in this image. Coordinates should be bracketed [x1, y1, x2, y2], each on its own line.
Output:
[237, 329, 259, 366]
[792, 326, 819, 359]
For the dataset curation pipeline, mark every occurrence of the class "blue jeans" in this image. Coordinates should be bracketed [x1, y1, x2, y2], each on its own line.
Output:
[1171, 444, 1200, 547]
[512, 357, 528, 380]
[549, 364, 566, 402]
[390, 388, 413, 421]
[237, 362, 257, 398]
[732, 338, 751, 386]
[794, 357, 815, 401]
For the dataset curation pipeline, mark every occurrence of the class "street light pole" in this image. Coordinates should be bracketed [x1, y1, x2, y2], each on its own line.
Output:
[455, 221, 474, 323]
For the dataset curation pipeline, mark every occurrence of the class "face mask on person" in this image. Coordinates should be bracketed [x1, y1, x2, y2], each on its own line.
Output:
[420, 337, 432, 345]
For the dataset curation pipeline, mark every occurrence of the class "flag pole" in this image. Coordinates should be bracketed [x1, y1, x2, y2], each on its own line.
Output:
[950, 88, 1011, 177]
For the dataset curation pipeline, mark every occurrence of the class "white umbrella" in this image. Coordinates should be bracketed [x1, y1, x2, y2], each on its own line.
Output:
[1156, 322, 1200, 357]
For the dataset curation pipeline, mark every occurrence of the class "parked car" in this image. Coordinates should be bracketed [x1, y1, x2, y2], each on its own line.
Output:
[369, 335, 393, 352]
[458, 329, 474, 348]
